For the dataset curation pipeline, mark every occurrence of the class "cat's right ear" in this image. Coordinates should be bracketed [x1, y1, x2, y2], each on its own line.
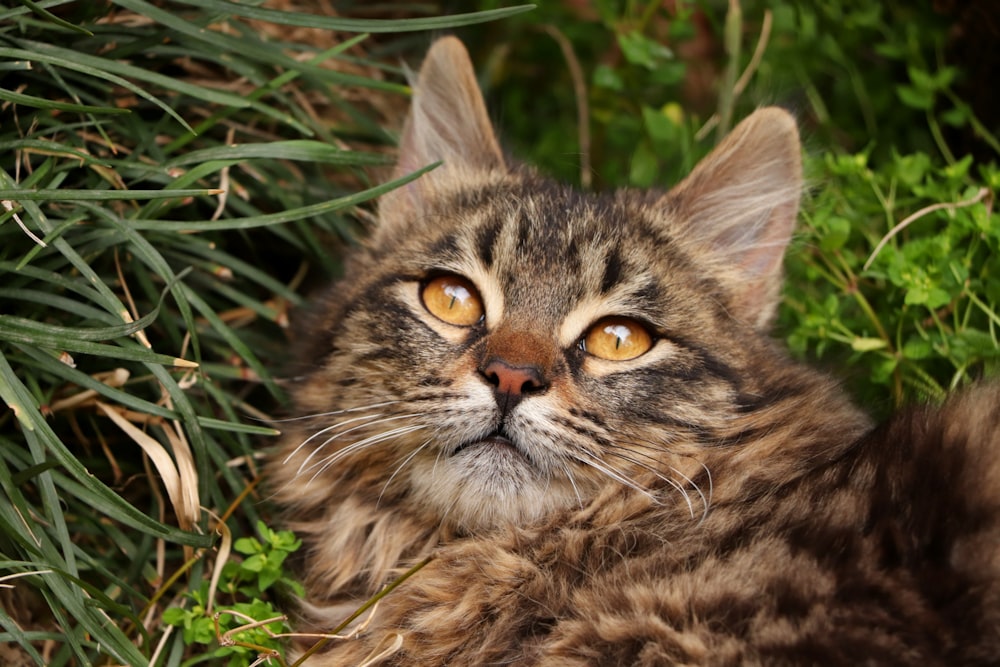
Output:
[377, 37, 506, 234]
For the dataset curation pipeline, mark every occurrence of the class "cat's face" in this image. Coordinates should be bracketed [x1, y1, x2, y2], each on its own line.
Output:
[279, 38, 803, 532]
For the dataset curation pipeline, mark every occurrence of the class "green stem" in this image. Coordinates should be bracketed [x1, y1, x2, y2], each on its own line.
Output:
[291, 556, 434, 666]
[716, 0, 742, 142]
[851, 288, 894, 353]
[943, 89, 1000, 156]
[926, 110, 956, 165]
[637, 0, 663, 33]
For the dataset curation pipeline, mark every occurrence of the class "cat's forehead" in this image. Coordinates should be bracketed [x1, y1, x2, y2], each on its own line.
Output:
[420, 180, 686, 321]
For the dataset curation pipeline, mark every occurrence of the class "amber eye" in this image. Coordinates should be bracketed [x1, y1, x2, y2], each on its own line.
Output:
[582, 316, 653, 361]
[421, 275, 484, 326]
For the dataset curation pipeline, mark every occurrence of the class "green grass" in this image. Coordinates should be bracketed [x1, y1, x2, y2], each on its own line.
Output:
[0, 2, 532, 665]
[0, 1, 997, 665]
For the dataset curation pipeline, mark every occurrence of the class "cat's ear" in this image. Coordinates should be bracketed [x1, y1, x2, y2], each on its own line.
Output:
[378, 37, 505, 233]
[667, 107, 802, 329]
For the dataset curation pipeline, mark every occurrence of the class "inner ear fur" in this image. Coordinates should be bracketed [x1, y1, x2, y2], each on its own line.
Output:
[666, 107, 803, 329]
[377, 37, 506, 239]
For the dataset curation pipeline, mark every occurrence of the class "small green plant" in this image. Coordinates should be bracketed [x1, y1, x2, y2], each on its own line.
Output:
[784, 151, 998, 411]
[765, 1, 1000, 411]
[162, 521, 303, 667]
[231, 521, 304, 596]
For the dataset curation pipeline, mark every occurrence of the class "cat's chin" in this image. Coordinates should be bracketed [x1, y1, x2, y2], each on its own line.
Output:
[405, 439, 579, 532]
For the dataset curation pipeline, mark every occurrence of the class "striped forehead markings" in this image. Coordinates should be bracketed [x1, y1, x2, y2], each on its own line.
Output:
[476, 218, 501, 268]
[601, 247, 624, 294]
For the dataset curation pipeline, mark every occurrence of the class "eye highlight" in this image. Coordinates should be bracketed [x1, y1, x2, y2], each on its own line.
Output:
[420, 275, 484, 327]
[581, 316, 653, 361]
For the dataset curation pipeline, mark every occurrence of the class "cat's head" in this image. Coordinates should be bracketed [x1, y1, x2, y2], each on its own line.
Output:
[279, 37, 805, 532]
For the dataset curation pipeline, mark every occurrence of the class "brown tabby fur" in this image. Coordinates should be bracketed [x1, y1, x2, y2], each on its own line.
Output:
[270, 37, 1000, 665]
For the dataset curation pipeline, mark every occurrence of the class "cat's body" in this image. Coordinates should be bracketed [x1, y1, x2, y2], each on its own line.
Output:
[271, 38, 1000, 665]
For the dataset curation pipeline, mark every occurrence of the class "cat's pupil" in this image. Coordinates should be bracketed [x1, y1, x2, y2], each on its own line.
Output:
[608, 326, 627, 348]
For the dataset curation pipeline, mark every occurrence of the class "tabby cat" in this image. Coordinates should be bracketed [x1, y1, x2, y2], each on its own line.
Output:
[271, 37, 1000, 665]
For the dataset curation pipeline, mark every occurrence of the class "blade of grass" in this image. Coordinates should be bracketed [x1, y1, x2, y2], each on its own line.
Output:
[16, 343, 177, 419]
[18, 0, 92, 35]
[18, 427, 150, 665]
[160, 244, 305, 306]
[0, 352, 213, 548]
[164, 33, 372, 154]
[178, 285, 278, 400]
[174, 0, 537, 33]
[110, 0, 406, 97]
[0, 43, 194, 134]
[0, 288, 122, 322]
[126, 162, 439, 231]
[163, 141, 394, 169]
[142, 362, 216, 520]
[0, 610, 45, 664]
[0, 318, 197, 366]
[0, 139, 111, 167]
[0, 296, 160, 342]
[0, 88, 128, 115]
[196, 418, 278, 437]
[1, 40, 255, 131]
[0, 188, 221, 201]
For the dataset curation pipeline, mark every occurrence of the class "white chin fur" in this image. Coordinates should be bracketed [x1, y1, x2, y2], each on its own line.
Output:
[407, 448, 575, 531]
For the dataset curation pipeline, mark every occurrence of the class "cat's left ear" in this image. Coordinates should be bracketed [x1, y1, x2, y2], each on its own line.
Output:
[666, 107, 802, 329]
[377, 37, 506, 238]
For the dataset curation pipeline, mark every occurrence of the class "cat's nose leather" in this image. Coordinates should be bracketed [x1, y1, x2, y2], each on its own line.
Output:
[480, 359, 547, 412]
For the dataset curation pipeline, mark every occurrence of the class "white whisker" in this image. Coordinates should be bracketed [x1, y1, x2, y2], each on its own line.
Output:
[563, 463, 584, 508]
[269, 400, 404, 424]
[610, 449, 692, 508]
[695, 459, 714, 526]
[294, 413, 424, 473]
[378, 438, 433, 506]
[663, 462, 711, 524]
[571, 450, 662, 505]
[306, 424, 427, 481]
[604, 447, 703, 520]
[286, 412, 387, 466]
[609, 437, 714, 522]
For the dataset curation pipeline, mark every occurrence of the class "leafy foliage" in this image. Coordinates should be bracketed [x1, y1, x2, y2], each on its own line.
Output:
[787, 152, 998, 409]
[162, 521, 302, 666]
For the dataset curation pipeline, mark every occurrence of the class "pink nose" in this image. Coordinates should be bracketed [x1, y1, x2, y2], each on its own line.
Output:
[480, 359, 547, 413]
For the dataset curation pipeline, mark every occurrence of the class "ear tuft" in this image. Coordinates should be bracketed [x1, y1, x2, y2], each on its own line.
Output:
[668, 107, 802, 329]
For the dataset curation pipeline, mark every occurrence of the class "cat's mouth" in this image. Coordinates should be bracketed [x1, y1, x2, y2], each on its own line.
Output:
[452, 432, 527, 461]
